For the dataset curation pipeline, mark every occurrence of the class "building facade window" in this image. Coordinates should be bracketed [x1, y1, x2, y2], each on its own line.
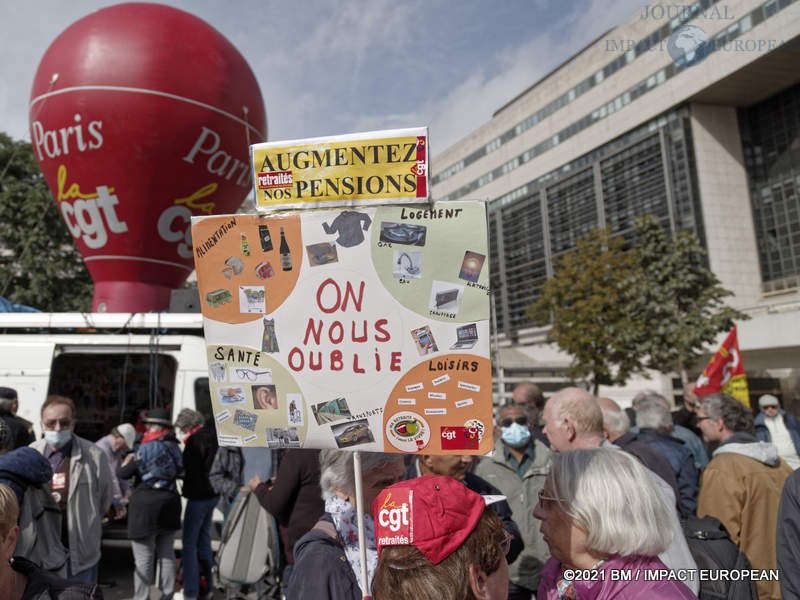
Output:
[488, 110, 703, 340]
[740, 82, 800, 292]
[434, 0, 792, 201]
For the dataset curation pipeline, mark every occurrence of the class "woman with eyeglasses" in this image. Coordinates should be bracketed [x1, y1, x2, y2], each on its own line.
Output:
[533, 447, 696, 599]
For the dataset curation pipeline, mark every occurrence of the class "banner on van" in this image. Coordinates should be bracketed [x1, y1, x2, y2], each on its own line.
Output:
[250, 127, 428, 212]
[191, 201, 492, 454]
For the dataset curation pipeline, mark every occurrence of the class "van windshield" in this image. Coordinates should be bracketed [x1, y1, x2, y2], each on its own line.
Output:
[48, 353, 179, 441]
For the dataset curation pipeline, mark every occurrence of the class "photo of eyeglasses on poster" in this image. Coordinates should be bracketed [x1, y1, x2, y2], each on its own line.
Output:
[231, 367, 273, 384]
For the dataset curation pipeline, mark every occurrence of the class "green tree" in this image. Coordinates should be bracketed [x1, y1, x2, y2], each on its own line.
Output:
[0, 133, 92, 311]
[528, 227, 645, 394]
[628, 215, 746, 382]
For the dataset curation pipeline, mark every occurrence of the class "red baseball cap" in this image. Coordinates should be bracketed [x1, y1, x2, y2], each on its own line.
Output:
[373, 475, 502, 565]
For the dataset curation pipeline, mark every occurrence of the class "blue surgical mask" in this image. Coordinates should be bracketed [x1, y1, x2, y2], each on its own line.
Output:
[44, 429, 73, 449]
[501, 423, 531, 448]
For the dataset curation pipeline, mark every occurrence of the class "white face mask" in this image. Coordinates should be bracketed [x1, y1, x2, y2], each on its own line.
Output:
[44, 429, 73, 449]
[501, 423, 531, 448]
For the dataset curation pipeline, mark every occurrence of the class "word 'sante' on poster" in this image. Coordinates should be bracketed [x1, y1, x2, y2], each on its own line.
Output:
[192, 200, 492, 455]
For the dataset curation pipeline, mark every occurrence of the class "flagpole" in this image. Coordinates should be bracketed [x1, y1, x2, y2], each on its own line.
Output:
[353, 450, 371, 599]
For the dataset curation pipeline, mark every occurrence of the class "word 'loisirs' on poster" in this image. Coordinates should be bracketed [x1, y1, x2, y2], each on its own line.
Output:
[251, 127, 428, 211]
[191, 200, 492, 454]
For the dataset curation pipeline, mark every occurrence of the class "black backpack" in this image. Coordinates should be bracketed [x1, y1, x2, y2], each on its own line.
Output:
[682, 515, 757, 599]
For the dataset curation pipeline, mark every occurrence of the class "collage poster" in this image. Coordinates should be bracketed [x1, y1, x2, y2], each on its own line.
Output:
[191, 200, 493, 454]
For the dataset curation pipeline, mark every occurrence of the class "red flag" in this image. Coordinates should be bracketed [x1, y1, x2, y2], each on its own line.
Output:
[694, 325, 750, 408]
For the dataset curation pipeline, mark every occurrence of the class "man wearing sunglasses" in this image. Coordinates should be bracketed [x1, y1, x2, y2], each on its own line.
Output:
[754, 393, 800, 470]
[31, 395, 114, 583]
[474, 403, 551, 600]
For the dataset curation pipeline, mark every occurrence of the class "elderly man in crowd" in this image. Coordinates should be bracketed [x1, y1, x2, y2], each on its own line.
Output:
[30, 395, 114, 583]
[633, 394, 699, 517]
[95, 422, 136, 520]
[754, 393, 800, 470]
[511, 381, 548, 446]
[696, 393, 792, 600]
[632, 390, 708, 470]
[597, 397, 680, 504]
[541, 387, 699, 596]
[474, 402, 550, 600]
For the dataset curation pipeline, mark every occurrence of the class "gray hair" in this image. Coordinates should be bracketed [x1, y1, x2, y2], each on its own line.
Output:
[700, 393, 754, 434]
[632, 390, 671, 410]
[174, 408, 204, 431]
[634, 397, 672, 432]
[548, 447, 673, 556]
[599, 405, 630, 437]
[319, 449, 404, 500]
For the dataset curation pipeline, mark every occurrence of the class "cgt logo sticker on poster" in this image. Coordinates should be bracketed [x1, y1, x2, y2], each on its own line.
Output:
[193, 185, 492, 454]
[440, 426, 480, 450]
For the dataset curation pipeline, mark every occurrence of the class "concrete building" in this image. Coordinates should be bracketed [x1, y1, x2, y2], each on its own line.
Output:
[431, 0, 800, 407]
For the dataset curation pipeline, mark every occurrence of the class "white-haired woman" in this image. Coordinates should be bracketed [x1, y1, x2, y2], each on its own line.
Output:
[286, 450, 406, 600]
[533, 447, 696, 599]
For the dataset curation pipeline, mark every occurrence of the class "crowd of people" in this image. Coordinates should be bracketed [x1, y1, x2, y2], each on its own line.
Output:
[0, 381, 798, 599]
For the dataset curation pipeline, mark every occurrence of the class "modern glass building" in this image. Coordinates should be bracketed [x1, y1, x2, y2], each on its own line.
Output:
[432, 0, 800, 404]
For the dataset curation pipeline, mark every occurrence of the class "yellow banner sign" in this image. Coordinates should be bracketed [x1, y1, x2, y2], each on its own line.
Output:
[251, 127, 429, 211]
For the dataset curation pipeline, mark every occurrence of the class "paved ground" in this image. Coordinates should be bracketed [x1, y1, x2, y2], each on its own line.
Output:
[99, 545, 229, 600]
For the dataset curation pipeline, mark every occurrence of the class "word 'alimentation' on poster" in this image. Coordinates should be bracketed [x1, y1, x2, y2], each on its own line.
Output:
[192, 127, 492, 455]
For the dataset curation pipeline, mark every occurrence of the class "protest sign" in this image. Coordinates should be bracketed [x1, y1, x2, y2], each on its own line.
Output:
[251, 127, 428, 211]
[192, 201, 492, 454]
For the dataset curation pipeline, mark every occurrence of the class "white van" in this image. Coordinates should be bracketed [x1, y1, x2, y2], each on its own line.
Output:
[0, 312, 211, 440]
[0, 312, 221, 545]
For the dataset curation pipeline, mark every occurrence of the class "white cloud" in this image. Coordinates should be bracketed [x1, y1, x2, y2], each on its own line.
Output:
[0, 0, 645, 155]
[427, 0, 645, 154]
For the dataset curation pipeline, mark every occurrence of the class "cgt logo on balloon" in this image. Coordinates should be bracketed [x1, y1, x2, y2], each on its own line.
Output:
[45, 122, 251, 260]
[36, 117, 227, 259]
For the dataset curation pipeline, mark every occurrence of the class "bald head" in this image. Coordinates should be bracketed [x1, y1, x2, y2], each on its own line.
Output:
[597, 397, 630, 442]
[542, 387, 605, 451]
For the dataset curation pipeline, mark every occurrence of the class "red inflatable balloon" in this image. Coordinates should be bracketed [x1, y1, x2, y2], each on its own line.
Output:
[29, 3, 267, 312]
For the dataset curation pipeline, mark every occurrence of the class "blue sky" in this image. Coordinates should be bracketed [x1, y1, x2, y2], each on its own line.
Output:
[1, 0, 644, 157]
